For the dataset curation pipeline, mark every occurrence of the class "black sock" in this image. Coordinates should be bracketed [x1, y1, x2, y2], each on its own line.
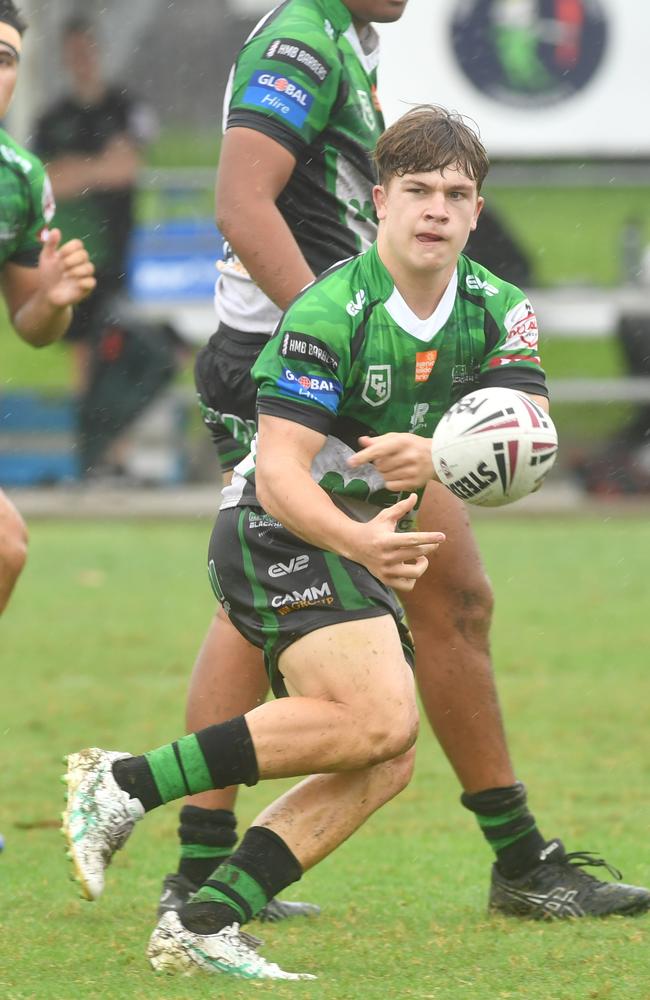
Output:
[180, 826, 302, 933]
[177, 806, 238, 887]
[461, 782, 547, 879]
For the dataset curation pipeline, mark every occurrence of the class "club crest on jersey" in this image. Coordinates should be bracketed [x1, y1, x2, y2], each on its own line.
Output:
[362, 365, 391, 407]
[243, 71, 314, 127]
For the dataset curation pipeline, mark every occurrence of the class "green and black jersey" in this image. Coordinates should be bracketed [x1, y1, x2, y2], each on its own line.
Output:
[0, 128, 54, 270]
[215, 0, 384, 333]
[222, 244, 547, 516]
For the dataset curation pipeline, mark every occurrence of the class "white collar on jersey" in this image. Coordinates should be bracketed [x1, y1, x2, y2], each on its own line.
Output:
[383, 267, 459, 342]
[344, 22, 380, 74]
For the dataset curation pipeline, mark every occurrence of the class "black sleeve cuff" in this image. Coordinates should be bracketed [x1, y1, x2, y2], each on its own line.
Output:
[479, 367, 549, 398]
[256, 395, 333, 435]
[226, 110, 307, 160]
[9, 248, 40, 268]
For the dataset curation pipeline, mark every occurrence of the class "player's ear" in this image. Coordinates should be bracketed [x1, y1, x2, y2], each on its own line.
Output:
[373, 184, 387, 220]
[470, 195, 485, 232]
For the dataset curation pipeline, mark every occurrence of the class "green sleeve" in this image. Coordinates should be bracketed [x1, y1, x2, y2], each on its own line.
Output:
[10, 158, 55, 268]
[253, 290, 353, 434]
[227, 16, 342, 157]
[479, 284, 549, 396]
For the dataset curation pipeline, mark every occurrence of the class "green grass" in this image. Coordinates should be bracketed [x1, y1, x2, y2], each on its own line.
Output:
[2, 517, 650, 999]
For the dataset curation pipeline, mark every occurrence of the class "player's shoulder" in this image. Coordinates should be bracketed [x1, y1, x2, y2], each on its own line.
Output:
[0, 129, 46, 179]
[286, 253, 366, 323]
[458, 254, 531, 314]
[241, 0, 340, 67]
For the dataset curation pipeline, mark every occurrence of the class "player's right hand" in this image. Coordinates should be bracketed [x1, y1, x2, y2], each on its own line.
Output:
[352, 493, 445, 592]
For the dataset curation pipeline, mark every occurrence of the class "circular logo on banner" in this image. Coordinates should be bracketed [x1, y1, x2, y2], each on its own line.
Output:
[451, 0, 608, 108]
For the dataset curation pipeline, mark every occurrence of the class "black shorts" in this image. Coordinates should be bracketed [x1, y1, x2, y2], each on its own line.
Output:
[208, 505, 415, 697]
[194, 323, 269, 472]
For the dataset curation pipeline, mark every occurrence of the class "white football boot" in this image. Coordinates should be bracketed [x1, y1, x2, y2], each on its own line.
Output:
[147, 911, 316, 981]
[62, 747, 144, 900]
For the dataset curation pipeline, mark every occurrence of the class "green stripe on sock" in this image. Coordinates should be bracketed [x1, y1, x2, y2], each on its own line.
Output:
[194, 862, 269, 920]
[177, 735, 213, 793]
[180, 844, 232, 861]
[144, 735, 212, 804]
[489, 822, 537, 852]
[476, 806, 526, 830]
[144, 744, 187, 804]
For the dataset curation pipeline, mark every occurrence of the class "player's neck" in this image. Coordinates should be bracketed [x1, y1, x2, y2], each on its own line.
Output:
[72, 76, 106, 106]
[379, 251, 457, 320]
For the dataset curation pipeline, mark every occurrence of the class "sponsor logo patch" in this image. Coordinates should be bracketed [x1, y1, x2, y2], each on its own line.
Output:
[415, 350, 438, 382]
[263, 37, 331, 85]
[271, 581, 334, 615]
[504, 298, 539, 349]
[243, 71, 314, 127]
[280, 332, 340, 374]
[277, 367, 342, 411]
[346, 289, 367, 317]
[268, 554, 310, 578]
[465, 274, 499, 296]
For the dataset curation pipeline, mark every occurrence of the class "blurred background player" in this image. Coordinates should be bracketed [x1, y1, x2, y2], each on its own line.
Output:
[0, 0, 95, 614]
[159, 0, 650, 923]
[31, 15, 158, 476]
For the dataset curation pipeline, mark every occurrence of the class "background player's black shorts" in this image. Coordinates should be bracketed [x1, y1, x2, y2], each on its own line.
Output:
[208, 505, 415, 698]
[194, 323, 269, 472]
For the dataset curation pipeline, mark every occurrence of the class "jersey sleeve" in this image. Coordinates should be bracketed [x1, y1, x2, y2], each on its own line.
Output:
[226, 28, 342, 157]
[253, 293, 352, 436]
[9, 159, 55, 268]
[478, 290, 549, 398]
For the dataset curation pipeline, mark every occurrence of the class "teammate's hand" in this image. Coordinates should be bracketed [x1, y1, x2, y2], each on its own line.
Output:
[351, 492, 445, 592]
[348, 433, 435, 490]
[38, 228, 96, 309]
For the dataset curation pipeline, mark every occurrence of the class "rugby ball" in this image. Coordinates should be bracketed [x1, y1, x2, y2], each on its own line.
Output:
[431, 387, 558, 507]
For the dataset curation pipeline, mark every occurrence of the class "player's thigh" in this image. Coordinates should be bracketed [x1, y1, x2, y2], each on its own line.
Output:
[403, 480, 493, 623]
[280, 614, 417, 712]
[208, 505, 415, 698]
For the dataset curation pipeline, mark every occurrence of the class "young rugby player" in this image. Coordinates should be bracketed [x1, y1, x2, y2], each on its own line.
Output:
[159, 0, 649, 926]
[63, 107, 650, 982]
[0, 0, 95, 615]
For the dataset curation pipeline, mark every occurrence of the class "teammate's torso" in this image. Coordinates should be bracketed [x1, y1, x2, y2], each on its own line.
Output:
[0, 129, 52, 269]
[216, 0, 384, 333]
[224, 245, 543, 514]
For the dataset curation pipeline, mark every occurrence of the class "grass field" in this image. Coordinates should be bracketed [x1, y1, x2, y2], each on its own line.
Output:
[2, 516, 650, 999]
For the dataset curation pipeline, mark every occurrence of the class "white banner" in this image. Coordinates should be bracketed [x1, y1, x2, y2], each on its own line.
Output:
[377, 0, 647, 157]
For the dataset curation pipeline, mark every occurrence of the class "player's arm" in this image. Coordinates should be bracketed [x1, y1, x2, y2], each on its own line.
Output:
[255, 415, 444, 591]
[1, 228, 95, 347]
[45, 134, 141, 199]
[215, 127, 314, 311]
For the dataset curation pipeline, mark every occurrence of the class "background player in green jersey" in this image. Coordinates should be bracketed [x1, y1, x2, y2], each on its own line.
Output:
[63, 107, 649, 983]
[161, 0, 650, 923]
[0, 0, 95, 616]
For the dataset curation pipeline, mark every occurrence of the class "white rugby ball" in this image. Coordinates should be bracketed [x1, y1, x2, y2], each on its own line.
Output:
[431, 387, 558, 507]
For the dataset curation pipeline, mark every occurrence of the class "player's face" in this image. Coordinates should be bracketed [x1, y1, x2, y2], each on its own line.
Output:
[0, 23, 21, 119]
[63, 29, 100, 89]
[374, 167, 484, 279]
[343, 0, 408, 25]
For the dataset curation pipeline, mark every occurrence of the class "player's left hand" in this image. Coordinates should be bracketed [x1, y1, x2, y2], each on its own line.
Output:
[348, 433, 435, 490]
[38, 228, 96, 309]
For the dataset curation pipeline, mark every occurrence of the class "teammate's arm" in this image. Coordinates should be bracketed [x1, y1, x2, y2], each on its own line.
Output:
[255, 415, 443, 591]
[1, 228, 95, 346]
[215, 128, 315, 311]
